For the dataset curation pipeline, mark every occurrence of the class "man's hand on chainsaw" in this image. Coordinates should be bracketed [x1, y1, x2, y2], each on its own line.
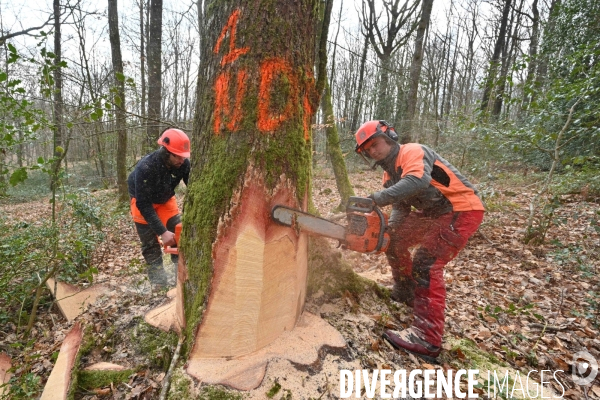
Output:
[161, 230, 176, 247]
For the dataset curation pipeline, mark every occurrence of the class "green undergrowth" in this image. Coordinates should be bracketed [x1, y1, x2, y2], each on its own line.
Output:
[197, 385, 245, 400]
[166, 369, 246, 400]
[130, 318, 178, 371]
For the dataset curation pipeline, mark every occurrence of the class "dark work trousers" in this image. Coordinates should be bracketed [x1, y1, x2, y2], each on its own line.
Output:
[385, 210, 484, 347]
[134, 214, 181, 268]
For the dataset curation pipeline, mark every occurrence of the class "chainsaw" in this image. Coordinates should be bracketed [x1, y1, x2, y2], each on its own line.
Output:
[271, 196, 390, 253]
[163, 223, 182, 255]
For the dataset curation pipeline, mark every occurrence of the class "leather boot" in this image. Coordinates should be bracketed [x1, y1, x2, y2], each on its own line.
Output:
[147, 262, 168, 288]
[383, 327, 441, 361]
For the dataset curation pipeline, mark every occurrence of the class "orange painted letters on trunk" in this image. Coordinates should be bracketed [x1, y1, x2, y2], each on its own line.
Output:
[213, 70, 248, 134]
[213, 9, 248, 66]
[212, 9, 315, 139]
[257, 58, 299, 132]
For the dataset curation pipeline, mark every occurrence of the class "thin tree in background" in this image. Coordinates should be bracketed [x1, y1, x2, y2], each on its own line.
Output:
[403, 0, 434, 143]
[51, 0, 65, 193]
[480, 0, 513, 115]
[147, 0, 162, 146]
[138, 0, 147, 128]
[349, 35, 370, 132]
[108, 0, 128, 201]
[361, 0, 420, 120]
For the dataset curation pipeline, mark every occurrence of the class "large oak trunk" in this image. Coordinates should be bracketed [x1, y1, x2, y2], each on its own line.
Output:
[180, 1, 319, 360]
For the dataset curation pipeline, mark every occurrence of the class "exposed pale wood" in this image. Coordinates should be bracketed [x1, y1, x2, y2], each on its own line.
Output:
[46, 278, 108, 321]
[175, 254, 187, 331]
[144, 297, 180, 333]
[40, 322, 83, 400]
[186, 312, 346, 390]
[0, 352, 12, 398]
[144, 265, 184, 333]
[189, 172, 308, 359]
[83, 362, 126, 371]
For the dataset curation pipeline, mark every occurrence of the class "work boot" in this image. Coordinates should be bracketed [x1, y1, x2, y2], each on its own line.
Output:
[383, 327, 441, 361]
[390, 277, 415, 307]
[147, 262, 168, 288]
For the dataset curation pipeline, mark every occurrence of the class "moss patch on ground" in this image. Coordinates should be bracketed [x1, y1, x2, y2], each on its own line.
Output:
[129, 318, 178, 371]
[77, 369, 134, 391]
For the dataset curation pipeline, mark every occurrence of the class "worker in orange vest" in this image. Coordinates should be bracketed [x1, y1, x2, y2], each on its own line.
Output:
[128, 128, 190, 288]
[354, 120, 485, 360]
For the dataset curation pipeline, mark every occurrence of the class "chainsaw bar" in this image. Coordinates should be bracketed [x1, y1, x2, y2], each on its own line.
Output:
[271, 205, 347, 241]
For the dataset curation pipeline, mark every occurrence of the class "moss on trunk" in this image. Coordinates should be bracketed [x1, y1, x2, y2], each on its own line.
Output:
[322, 80, 354, 210]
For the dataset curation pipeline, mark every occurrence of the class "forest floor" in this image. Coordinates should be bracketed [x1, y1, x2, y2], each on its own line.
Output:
[1, 165, 599, 399]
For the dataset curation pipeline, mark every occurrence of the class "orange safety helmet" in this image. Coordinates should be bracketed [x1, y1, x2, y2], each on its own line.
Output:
[157, 128, 191, 158]
[354, 120, 398, 154]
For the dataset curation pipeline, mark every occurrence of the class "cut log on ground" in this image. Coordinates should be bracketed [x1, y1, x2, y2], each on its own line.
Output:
[40, 322, 83, 400]
[0, 352, 12, 398]
[46, 278, 108, 321]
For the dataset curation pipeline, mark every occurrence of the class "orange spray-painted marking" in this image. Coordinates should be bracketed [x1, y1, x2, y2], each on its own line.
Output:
[257, 58, 299, 132]
[214, 69, 248, 134]
[213, 9, 249, 66]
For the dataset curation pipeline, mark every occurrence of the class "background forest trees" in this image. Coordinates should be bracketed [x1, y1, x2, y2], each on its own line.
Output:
[0, 0, 598, 232]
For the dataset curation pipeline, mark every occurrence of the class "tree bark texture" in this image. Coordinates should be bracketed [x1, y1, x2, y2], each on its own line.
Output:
[147, 0, 162, 146]
[108, 0, 128, 202]
[403, 0, 434, 143]
[181, 1, 319, 360]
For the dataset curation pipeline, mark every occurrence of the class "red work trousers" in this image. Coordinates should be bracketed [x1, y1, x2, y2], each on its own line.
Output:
[385, 210, 484, 346]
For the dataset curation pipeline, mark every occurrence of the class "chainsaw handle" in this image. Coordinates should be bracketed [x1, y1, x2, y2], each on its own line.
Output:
[373, 206, 387, 253]
[347, 196, 375, 213]
[163, 223, 182, 255]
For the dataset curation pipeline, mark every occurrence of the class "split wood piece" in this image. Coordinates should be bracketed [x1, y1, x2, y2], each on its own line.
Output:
[189, 173, 308, 359]
[40, 322, 83, 400]
[46, 278, 108, 321]
[144, 260, 186, 333]
[186, 312, 345, 390]
[83, 362, 126, 371]
[0, 352, 12, 397]
[144, 297, 180, 333]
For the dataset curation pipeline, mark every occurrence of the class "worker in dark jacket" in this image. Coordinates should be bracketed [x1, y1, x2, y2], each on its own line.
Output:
[128, 128, 190, 287]
[354, 120, 485, 360]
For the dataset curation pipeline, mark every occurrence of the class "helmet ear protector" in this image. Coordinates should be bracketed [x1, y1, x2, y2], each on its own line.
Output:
[354, 120, 398, 155]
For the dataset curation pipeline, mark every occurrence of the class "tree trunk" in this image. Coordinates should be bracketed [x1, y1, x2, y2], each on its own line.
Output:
[480, 0, 512, 114]
[139, 0, 147, 126]
[519, 0, 539, 116]
[534, 0, 560, 97]
[328, 0, 344, 93]
[108, 0, 128, 202]
[51, 0, 64, 190]
[147, 0, 162, 147]
[323, 80, 354, 210]
[492, 0, 523, 118]
[182, 1, 319, 362]
[374, 55, 393, 119]
[350, 35, 369, 132]
[403, 0, 434, 143]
